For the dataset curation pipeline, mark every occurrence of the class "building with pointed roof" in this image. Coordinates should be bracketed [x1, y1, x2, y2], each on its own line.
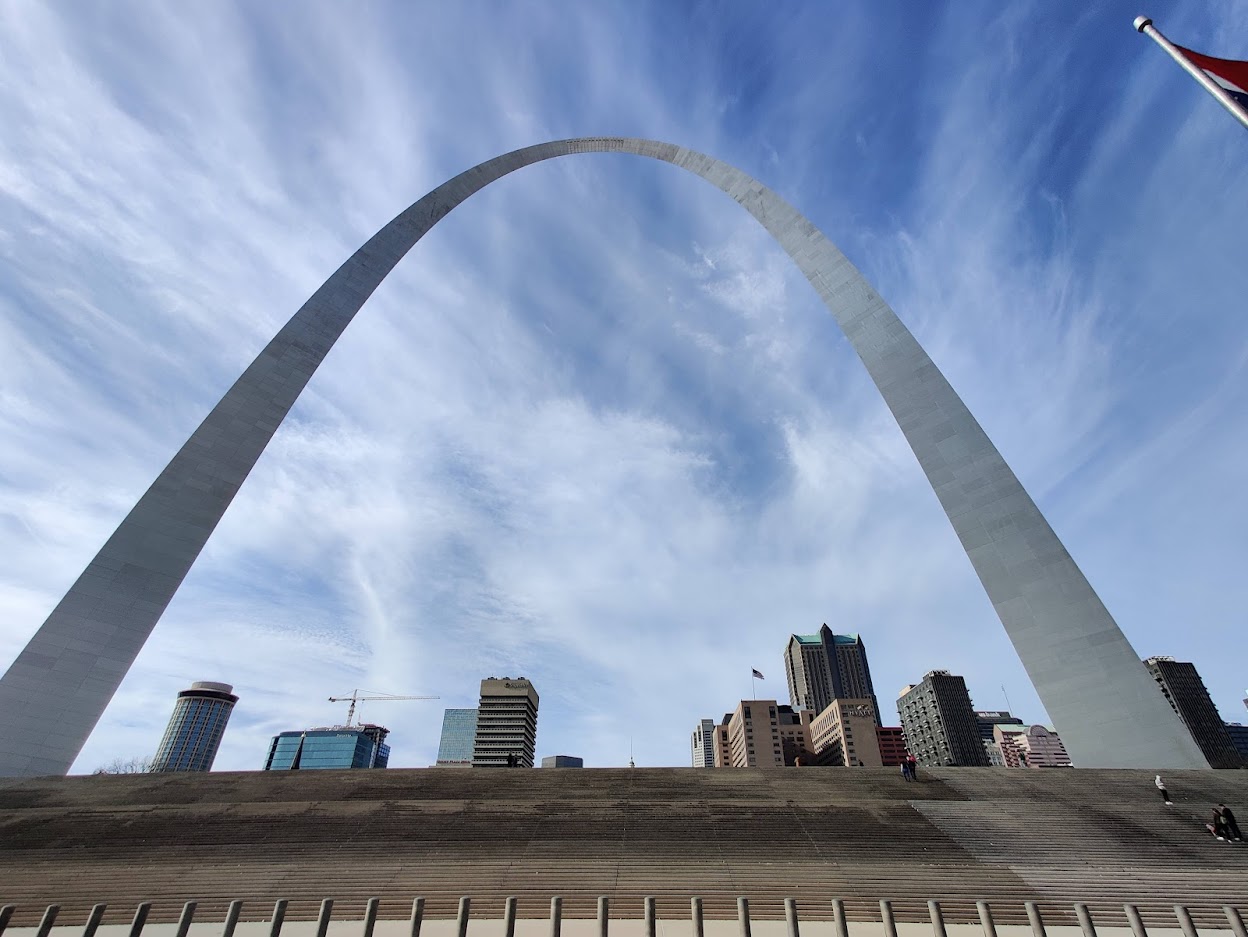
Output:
[784, 625, 880, 723]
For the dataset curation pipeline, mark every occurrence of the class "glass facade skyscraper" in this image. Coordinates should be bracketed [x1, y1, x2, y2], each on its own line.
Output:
[151, 681, 238, 773]
[263, 725, 390, 770]
[435, 708, 478, 766]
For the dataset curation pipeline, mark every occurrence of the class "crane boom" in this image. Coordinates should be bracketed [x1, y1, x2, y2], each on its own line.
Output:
[327, 689, 439, 726]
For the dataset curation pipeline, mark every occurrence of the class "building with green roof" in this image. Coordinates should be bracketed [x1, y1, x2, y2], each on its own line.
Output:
[784, 624, 880, 723]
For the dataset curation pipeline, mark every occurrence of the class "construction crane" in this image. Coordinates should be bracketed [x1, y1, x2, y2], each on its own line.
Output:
[327, 689, 439, 727]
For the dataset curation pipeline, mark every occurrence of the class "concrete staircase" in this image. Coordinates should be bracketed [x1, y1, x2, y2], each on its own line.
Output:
[0, 768, 1244, 931]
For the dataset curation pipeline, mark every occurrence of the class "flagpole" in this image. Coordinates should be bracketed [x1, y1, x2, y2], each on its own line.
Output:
[1135, 16, 1248, 131]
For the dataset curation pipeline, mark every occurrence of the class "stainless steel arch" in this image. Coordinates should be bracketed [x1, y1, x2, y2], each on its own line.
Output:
[0, 137, 1207, 776]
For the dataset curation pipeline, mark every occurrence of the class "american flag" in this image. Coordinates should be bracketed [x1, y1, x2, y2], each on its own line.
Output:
[752, 669, 765, 680]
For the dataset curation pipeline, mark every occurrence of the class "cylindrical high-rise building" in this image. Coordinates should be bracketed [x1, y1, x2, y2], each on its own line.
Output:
[151, 681, 238, 772]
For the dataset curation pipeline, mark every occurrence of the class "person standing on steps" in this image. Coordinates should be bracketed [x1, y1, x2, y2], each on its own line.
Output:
[907, 754, 918, 781]
[1219, 804, 1243, 842]
[900, 761, 912, 782]
[1209, 807, 1231, 840]
[1155, 774, 1173, 805]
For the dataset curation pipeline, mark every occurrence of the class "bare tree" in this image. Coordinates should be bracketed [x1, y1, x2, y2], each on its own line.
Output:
[93, 755, 155, 774]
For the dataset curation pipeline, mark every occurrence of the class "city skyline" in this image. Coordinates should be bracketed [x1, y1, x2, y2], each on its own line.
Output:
[122, 641, 1238, 771]
[2, 2, 1247, 771]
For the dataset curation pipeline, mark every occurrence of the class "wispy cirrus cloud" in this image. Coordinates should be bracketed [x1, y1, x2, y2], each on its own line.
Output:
[1, 0, 1246, 775]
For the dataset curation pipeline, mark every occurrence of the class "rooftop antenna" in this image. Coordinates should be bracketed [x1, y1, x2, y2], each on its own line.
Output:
[629, 736, 635, 768]
[1002, 684, 1015, 717]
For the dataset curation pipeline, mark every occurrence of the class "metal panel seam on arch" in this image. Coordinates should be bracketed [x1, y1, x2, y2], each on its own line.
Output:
[0, 137, 1208, 776]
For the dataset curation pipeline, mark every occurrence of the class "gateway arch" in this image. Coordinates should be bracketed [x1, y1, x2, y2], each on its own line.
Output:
[0, 137, 1206, 776]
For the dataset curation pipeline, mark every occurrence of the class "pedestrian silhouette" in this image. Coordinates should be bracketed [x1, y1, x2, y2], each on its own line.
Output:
[1155, 774, 1172, 805]
[1209, 807, 1231, 840]
[1219, 804, 1243, 841]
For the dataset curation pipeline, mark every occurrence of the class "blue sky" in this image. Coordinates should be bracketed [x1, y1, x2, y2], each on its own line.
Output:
[1, 1, 1246, 772]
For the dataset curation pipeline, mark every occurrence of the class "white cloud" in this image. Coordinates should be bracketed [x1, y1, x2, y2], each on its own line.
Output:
[2, 0, 1247, 778]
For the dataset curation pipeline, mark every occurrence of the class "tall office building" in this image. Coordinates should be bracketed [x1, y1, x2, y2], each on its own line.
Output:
[472, 677, 539, 768]
[691, 718, 716, 767]
[1144, 657, 1242, 768]
[775, 705, 814, 766]
[712, 721, 730, 767]
[435, 708, 478, 767]
[264, 724, 390, 770]
[784, 626, 880, 723]
[810, 698, 880, 766]
[897, 671, 990, 767]
[712, 700, 813, 768]
[1225, 724, 1248, 763]
[150, 681, 238, 773]
[976, 710, 1023, 766]
[976, 711, 1024, 741]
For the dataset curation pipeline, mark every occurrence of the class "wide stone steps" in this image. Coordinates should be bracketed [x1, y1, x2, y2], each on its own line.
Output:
[1, 768, 1245, 931]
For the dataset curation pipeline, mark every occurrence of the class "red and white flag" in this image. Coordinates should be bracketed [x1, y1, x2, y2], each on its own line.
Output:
[1136, 17, 1248, 131]
[1176, 45, 1248, 109]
